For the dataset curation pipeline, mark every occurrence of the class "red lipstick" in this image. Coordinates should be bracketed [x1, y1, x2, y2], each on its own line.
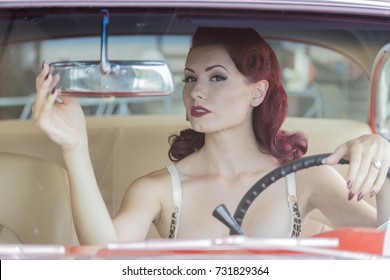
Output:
[191, 106, 211, 117]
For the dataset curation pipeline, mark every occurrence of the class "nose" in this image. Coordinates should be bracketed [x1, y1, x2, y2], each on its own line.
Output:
[189, 82, 206, 100]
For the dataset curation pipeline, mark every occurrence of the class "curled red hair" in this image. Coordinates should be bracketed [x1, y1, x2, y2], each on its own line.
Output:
[169, 27, 307, 163]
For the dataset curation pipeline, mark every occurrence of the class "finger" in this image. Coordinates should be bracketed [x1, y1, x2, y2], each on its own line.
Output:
[36, 67, 60, 117]
[325, 140, 362, 190]
[370, 165, 387, 198]
[350, 142, 378, 198]
[36, 89, 59, 128]
[345, 146, 367, 201]
[323, 143, 349, 165]
[50, 73, 60, 89]
[35, 62, 48, 86]
[35, 64, 53, 114]
[353, 135, 389, 199]
[356, 164, 380, 201]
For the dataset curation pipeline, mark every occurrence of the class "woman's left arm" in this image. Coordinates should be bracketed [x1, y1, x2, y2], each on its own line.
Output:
[324, 134, 390, 227]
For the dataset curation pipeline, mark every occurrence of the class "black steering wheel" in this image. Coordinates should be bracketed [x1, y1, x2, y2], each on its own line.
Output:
[212, 153, 390, 235]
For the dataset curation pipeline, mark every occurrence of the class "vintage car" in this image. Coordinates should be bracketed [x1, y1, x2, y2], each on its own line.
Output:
[0, 0, 389, 259]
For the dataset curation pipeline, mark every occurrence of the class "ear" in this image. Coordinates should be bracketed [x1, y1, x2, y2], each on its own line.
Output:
[251, 80, 269, 107]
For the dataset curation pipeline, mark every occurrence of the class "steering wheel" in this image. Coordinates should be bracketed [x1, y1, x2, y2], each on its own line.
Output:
[212, 153, 390, 235]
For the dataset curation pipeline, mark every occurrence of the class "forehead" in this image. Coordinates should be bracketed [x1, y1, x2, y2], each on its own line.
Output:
[185, 45, 234, 68]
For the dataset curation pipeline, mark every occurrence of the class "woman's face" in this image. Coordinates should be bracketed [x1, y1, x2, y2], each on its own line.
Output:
[183, 45, 261, 134]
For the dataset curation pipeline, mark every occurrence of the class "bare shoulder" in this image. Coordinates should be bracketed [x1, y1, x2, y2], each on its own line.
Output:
[118, 166, 173, 218]
[126, 167, 172, 195]
[296, 164, 346, 191]
[294, 165, 346, 198]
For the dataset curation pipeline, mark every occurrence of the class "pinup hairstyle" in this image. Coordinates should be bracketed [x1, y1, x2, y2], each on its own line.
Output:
[168, 27, 307, 163]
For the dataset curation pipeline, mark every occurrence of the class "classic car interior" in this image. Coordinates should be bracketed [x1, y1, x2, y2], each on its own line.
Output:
[0, 5, 389, 258]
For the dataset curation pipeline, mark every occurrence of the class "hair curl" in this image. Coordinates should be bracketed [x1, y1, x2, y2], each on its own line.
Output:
[169, 27, 307, 163]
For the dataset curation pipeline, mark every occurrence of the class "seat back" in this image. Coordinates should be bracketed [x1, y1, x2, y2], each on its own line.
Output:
[0, 116, 373, 239]
[0, 152, 78, 245]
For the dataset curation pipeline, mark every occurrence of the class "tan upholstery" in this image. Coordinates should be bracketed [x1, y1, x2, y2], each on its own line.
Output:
[0, 152, 78, 245]
[0, 115, 373, 240]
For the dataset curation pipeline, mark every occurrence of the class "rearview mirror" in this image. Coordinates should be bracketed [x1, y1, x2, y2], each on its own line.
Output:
[50, 10, 174, 97]
[50, 60, 174, 97]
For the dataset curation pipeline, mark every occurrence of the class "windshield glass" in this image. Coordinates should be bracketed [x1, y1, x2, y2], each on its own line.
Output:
[0, 7, 389, 256]
[0, 33, 369, 120]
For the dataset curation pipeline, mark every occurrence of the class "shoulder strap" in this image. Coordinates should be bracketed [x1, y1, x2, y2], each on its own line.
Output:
[286, 173, 297, 198]
[166, 164, 182, 239]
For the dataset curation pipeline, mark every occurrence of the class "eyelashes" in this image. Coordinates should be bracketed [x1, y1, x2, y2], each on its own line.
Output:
[182, 75, 227, 83]
[182, 76, 196, 83]
[210, 75, 227, 82]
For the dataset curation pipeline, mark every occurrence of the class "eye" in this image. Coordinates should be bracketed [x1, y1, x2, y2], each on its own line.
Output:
[210, 75, 227, 82]
[182, 76, 196, 83]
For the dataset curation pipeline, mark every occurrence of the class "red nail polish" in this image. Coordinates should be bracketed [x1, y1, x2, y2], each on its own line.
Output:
[51, 87, 56, 94]
[45, 73, 50, 80]
[348, 191, 355, 201]
[347, 180, 352, 190]
[357, 192, 364, 201]
[41, 61, 45, 69]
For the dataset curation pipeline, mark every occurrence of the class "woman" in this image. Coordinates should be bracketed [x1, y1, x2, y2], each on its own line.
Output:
[34, 27, 390, 245]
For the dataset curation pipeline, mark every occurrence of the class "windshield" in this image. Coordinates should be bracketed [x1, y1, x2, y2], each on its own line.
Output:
[0, 6, 389, 261]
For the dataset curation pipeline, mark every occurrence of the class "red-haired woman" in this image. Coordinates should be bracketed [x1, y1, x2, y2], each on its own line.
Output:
[34, 27, 390, 244]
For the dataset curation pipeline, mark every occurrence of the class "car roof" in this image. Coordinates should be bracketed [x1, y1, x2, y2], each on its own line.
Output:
[0, 0, 390, 15]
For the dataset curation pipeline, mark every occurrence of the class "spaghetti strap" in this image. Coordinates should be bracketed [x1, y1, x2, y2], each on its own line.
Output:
[166, 164, 182, 239]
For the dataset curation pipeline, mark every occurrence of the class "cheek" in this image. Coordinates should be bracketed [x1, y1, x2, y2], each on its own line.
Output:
[182, 89, 191, 110]
[217, 86, 252, 109]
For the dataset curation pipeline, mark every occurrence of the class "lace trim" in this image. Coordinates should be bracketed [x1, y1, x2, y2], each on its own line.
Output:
[288, 195, 302, 237]
[169, 207, 180, 239]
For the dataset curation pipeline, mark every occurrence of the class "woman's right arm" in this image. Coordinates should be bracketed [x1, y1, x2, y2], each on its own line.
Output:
[34, 64, 158, 244]
[34, 64, 118, 244]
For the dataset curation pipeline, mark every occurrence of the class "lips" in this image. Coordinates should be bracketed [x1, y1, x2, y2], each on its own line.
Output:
[191, 106, 211, 117]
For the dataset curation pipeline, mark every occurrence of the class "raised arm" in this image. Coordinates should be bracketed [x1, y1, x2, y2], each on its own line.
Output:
[34, 64, 117, 244]
[33, 64, 159, 244]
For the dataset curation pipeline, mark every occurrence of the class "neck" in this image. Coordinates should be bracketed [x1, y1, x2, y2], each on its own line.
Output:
[197, 124, 274, 176]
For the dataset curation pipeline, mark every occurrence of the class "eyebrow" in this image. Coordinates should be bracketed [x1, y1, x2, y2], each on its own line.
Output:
[184, 65, 229, 73]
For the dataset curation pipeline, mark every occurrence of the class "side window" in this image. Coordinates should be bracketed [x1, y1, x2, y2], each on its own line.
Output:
[271, 40, 369, 121]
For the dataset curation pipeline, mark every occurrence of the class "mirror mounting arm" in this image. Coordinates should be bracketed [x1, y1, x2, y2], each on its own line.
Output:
[100, 9, 111, 74]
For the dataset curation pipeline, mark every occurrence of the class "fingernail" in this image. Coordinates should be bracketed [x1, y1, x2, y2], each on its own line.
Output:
[348, 191, 355, 201]
[370, 190, 376, 198]
[41, 60, 45, 69]
[45, 73, 50, 80]
[357, 192, 365, 201]
[51, 87, 56, 94]
[347, 180, 352, 190]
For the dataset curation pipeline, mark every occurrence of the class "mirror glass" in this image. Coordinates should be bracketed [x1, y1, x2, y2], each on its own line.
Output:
[50, 60, 174, 97]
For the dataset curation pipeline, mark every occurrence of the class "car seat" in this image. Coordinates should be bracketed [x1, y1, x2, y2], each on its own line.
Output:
[0, 152, 78, 245]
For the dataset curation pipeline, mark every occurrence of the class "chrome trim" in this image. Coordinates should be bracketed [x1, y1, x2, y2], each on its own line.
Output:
[1, 1, 390, 17]
[99, 9, 111, 74]
[371, 43, 390, 138]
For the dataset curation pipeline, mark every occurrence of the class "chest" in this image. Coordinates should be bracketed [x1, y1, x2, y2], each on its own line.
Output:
[172, 176, 294, 239]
